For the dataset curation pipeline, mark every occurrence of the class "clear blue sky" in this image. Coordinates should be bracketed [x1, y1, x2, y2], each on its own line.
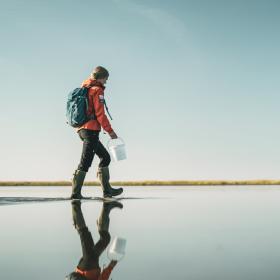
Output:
[0, 0, 279, 181]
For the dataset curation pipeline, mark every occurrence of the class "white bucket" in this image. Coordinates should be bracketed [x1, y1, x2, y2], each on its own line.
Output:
[108, 138, 127, 162]
[107, 237, 127, 261]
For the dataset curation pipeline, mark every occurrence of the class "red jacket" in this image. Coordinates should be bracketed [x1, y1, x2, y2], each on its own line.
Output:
[75, 264, 114, 280]
[76, 79, 113, 133]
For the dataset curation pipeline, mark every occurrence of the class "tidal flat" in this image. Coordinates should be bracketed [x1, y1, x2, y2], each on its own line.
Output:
[0, 186, 280, 280]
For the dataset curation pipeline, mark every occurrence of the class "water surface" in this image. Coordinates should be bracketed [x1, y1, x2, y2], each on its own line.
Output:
[0, 186, 280, 280]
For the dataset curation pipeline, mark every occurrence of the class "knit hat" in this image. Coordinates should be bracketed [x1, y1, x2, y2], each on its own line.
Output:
[91, 66, 109, 80]
[65, 272, 86, 280]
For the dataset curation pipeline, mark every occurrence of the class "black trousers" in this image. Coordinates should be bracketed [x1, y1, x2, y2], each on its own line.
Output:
[77, 129, 111, 172]
[77, 227, 111, 270]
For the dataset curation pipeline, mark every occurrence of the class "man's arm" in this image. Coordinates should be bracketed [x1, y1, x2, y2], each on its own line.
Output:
[93, 89, 117, 138]
[99, 261, 117, 280]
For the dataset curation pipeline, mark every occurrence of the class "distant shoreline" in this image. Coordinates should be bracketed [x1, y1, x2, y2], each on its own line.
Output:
[0, 180, 280, 186]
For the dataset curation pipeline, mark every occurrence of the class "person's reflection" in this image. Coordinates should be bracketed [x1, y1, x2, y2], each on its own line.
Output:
[66, 200, 123, 280]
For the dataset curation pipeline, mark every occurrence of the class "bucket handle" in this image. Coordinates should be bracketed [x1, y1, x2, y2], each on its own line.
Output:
[107, 137, 125, 149]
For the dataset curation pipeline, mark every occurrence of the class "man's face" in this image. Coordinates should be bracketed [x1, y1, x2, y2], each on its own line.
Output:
[99, 77, 108, 85]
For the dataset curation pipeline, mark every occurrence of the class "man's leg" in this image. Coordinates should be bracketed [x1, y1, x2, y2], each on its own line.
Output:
[71, 201, 96, 270]
[95, 141, 123, 198]
[77, 130, 99, 172]
[71, 130, 99, 199]
[94, 201, 123, 256]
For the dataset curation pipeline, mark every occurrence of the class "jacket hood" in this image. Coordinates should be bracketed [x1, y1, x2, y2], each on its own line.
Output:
[82, 78, 105, 89]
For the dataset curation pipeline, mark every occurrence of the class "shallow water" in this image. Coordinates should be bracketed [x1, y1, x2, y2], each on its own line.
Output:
[1, 185, 280, 280]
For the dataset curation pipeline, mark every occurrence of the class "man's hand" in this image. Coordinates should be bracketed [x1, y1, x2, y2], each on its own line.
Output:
[109, 130, 118, 139]
[109, 260, 118, 267]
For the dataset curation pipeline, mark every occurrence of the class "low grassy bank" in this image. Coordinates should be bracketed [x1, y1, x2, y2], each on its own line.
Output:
[0, 180, 280, 186]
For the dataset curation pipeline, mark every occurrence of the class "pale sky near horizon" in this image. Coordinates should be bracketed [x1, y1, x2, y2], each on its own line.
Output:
[0, 0, 279, 181]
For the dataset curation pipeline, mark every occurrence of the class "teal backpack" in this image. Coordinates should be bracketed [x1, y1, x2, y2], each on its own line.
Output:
[66, 87, 95, 127]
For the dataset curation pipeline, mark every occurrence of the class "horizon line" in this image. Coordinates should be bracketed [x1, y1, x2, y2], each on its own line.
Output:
[0, 180, 280, 186]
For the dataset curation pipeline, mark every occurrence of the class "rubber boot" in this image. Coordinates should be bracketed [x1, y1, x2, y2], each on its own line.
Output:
[97, 166, 123, 198]
[97, 201, 123, 232]
[71, 200, 87, 230]
[70, 169, 87, 199]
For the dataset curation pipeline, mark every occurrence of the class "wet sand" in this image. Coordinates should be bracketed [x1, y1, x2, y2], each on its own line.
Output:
[0, 186, 280, 279]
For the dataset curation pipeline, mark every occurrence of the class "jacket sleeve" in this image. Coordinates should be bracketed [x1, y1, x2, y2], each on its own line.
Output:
[99, 264, 114, 280]
[93, 88, 113, 133]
